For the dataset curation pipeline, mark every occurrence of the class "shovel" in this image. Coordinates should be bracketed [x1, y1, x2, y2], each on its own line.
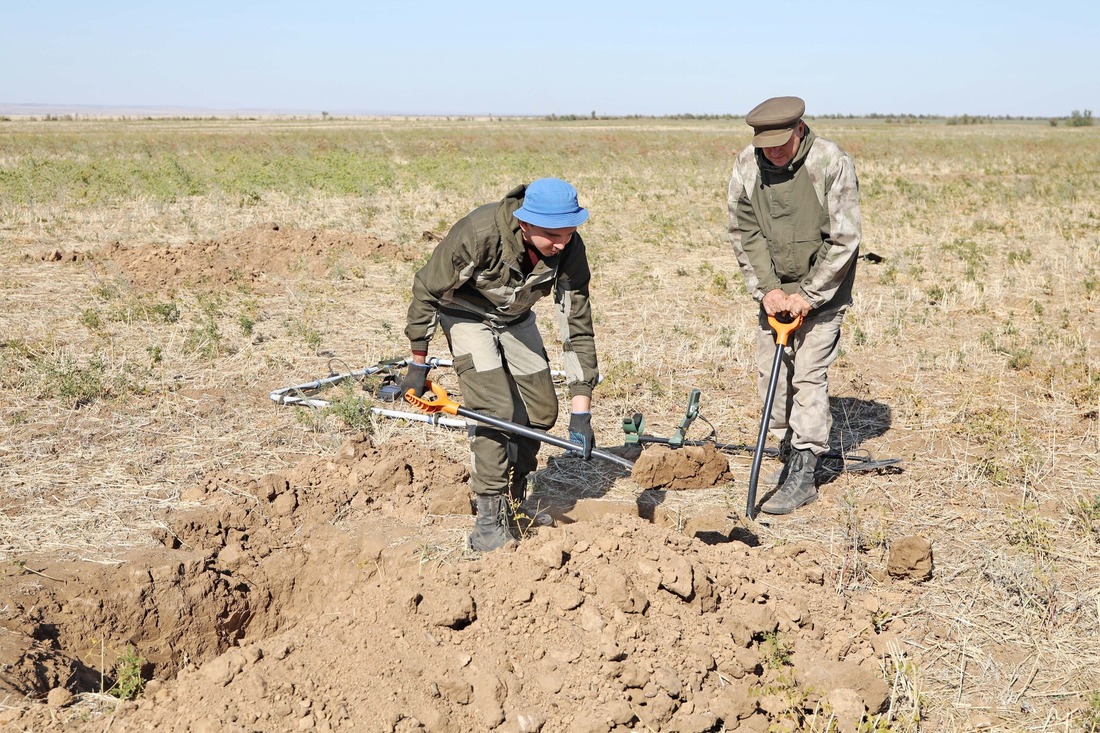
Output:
[746, 312, 803, 519]
[405, 380, 635, 469]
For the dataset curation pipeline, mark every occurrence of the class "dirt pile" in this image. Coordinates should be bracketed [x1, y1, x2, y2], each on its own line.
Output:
[38, 223, 413, 291]
[0, 436, 918, 733]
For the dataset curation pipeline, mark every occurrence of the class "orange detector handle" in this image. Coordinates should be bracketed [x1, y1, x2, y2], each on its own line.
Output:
[404, 380, 460, 415]
[768, 313, 803, 346]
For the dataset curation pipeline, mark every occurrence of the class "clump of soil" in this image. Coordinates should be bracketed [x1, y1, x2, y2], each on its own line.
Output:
[887, 536, 934, 581]
[630, 444, 732, 490]
[0, 437, 913, 733]
[41, 223, 414, 291]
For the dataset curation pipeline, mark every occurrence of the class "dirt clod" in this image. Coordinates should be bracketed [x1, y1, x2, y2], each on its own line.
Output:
[887, 535, 934, 581]
[631, 444, 732, 490]
[45, 687, 74, 708]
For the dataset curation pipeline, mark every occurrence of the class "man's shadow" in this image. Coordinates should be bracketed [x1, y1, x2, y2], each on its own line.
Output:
[527, 445, 762, 548]
[751, 395, 895, 512]
[820, 396, 894, 484]
[829, 396, 893, 451]
[524, 448, 636, 526]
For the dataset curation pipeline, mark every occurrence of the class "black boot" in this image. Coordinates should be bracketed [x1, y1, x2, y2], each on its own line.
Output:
[761, 448, 819, 515]
[469, 494, 510, 552]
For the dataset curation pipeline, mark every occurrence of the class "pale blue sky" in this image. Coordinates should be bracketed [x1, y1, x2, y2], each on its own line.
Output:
[2, 0, 1095, 117]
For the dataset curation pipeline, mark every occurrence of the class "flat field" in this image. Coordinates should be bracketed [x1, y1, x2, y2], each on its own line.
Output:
[0, 116, 1098, 732]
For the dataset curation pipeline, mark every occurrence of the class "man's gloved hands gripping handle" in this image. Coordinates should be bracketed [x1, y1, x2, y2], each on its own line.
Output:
[403, 358, 595, 460]
[568, 411, 595, 460]
[399, 362, 430, 399]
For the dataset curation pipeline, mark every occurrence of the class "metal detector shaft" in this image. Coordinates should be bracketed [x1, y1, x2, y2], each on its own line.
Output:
[454, 406, 635, 469]
[747, 313, 802, 520]
[406, 381, 634, 470]
[635, 436, 898, 469]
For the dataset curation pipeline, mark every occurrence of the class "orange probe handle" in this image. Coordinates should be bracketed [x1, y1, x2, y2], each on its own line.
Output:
[768, 313, 804, 346]
[404, 380, 460, 415]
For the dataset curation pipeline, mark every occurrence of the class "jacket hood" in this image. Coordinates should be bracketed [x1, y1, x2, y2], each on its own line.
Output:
[496, 184, 528, 260]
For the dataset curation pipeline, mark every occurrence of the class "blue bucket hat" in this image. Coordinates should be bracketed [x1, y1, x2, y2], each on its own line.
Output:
[513, 178, 589, 228]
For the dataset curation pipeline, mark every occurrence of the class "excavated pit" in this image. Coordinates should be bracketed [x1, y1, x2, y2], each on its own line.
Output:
[1, 434, 911, 733]
[0, 437, 747, 700]
[37, 222, 415, 292]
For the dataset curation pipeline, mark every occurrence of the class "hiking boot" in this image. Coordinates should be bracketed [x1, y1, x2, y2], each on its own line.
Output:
[469, 494, 510, 553]
[764, 436, 795, 487]
[760, 448, 819, 515]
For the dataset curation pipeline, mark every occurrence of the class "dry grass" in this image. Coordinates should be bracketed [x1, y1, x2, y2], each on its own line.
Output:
[1, 116, 1098, 730]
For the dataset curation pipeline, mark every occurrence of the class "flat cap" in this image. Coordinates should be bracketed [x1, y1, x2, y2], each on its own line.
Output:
[746, 96, 805, 148]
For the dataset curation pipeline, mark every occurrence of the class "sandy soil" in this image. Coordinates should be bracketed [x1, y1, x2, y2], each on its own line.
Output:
[38, 222, 412, 291]
[7, 212, 1085, 733]
[1, 432, 920, 733]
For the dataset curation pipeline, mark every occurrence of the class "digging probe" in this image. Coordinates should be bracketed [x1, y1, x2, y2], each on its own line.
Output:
[405, 381, 635, 469]
[747, 312, 802, 520]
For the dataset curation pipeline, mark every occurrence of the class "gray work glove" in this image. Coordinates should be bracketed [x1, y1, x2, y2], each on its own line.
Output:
[568, 412, 594, 460]
[398, 363, 430, 400]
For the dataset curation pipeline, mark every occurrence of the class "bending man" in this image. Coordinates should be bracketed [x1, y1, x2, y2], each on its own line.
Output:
[402, 178, 600, 551]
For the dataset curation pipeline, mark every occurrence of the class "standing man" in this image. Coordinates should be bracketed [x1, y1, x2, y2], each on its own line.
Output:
[727, 96, 862, 515]
[400, 178, 600, 551]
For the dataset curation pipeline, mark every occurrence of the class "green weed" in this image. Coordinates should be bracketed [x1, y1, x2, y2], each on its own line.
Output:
[1071, 496, 1100, 541]
[942, 237, 989, 281]
[925, 285, 952, 305]
[1007, 504, 1054, 558]
[323, 383, 374, 432]
[761, 631, 793, 669]
[80, 308, 104, 331]
[39, 356, 113, 407]
[4, 410, 30, 426]
[185, 294, 223, 359]
[294, 405, 328, 433]
[90, 282, 122, 301]
[300, 325, 323, 352]
[1081, 691, 1100, 733]
[107, 645, 147, 700]
[185, 315, 222, 359]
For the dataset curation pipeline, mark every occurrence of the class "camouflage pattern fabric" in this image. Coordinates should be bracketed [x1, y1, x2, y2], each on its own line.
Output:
[726, 126, 861, 310]
[728, 125, 863, 456]
[441, 311, 557, 496]
[755, 305, 847, 455]
[405, 184, 599, 399]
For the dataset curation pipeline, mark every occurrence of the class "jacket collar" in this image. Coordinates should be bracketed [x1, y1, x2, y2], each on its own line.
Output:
[755, 125, 817, 182]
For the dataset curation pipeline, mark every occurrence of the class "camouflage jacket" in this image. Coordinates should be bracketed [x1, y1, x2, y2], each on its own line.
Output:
[405, 184, 599, 398]
[726, 126, 861, 310]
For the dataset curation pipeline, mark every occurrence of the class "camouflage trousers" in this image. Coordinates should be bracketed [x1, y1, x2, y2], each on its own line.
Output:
[755, 304, 848, 455]
[440, 310, 558, 496]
